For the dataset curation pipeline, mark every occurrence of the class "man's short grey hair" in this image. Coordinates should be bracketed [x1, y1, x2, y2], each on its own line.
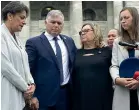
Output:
[46, 10, 64, 22]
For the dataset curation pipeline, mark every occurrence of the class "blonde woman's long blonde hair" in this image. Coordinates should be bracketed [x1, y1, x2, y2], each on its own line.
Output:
[80, 23, 103, 49]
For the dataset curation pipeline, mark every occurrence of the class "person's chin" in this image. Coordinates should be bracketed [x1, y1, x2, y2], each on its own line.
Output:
[18, 27, 23, 32]
[52, 33, 59, 36]
[18, 29, 22, 32]
[108, 42, 113, 46]
[81, 39, 87, 42]
[123, 27, 129, 30]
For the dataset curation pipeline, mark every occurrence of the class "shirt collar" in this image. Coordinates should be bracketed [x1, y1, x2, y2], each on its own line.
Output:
[44, 31, 61, 41]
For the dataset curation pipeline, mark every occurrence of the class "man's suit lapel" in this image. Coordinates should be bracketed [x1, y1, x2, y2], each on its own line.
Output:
[40, 33, 60, 70]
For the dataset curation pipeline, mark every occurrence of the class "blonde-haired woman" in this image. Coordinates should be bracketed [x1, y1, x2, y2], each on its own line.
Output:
[71, 23, 113, 110]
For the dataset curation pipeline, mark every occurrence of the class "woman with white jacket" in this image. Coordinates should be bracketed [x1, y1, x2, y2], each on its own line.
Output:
[110, 7, 139, 110]
[1, 2, 35, 110]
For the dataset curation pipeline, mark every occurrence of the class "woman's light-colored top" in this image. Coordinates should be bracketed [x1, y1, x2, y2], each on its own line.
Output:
[110, 37, 139, 110]
[1, 23, 34, 110]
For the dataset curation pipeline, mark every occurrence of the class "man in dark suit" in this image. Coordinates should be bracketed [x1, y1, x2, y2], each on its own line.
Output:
[25, 10, 76, 110]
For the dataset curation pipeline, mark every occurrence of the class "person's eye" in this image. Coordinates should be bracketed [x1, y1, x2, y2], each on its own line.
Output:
[82, 30, 88, 32]
[51, 21, 56, 24]
[126, 17, 129, 19]
[20, 16, 26, 19]
[57, 22, 62, 25]
[124, 16, 129, 19]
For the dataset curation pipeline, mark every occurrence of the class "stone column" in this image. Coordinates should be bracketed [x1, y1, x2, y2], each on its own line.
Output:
[70, 1, 83, 48]
[107, 1, 114, 32]
[125, 1, 139, 12]
[113, 1, 123, 29]
[19, 1, 30, 45]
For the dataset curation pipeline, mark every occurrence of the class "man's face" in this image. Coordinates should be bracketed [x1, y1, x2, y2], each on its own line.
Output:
[107, 30, 118, 47]
[45, 15, 64, 36]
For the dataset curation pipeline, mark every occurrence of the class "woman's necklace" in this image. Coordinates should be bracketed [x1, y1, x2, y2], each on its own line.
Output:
[82, 48, 102, 56]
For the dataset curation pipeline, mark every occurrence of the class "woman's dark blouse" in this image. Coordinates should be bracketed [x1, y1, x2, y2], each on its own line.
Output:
[72, 46, 113, 110]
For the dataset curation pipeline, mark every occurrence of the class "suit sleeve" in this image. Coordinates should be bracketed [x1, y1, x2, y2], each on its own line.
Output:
[25, 39, 37, 75]
[70, 37, 77, 52]
[1, 37, 28, 92]
[109, 39, 120, 84]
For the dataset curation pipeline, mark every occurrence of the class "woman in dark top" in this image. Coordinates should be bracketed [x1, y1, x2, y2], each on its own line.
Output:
[110, 7, 139, 110]
[72, 23, 113, 110]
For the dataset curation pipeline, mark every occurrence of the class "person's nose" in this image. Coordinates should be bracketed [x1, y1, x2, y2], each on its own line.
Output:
[22, 19, 26, 25]
[54, 22, 59, 27]
[109, 36, 113, 40]
[121, 18, 125, 23]
[23, 22, 26, 25]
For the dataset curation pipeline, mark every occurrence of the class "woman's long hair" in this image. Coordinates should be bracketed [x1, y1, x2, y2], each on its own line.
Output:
[120, 7, 139, 44]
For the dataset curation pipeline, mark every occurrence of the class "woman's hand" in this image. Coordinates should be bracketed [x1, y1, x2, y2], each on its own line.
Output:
[115, 77, 133, 87]
[100, 41, 106, 48]
[26, 84, 36, 94]
[125, 79, 139, 90]
[24, 84, 36, 99]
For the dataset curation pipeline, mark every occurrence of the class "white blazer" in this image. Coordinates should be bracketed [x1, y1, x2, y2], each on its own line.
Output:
[110, 37, 139, 110]
[1, 23, 34, 110]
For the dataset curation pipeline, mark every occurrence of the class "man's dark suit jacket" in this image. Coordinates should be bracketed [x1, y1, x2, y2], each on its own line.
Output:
[25, 32, 77, 108]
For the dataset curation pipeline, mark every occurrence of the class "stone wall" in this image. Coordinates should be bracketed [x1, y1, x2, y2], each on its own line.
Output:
[82, 1, 107, 21]
[30, 1, 108, 37]
[30, 1, 70, 21]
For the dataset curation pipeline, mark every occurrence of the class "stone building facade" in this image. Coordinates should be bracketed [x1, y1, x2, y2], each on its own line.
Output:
[1, 1, 139, 48]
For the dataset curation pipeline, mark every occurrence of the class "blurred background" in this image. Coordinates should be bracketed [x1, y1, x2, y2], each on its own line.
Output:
[1, 1, 139, 48]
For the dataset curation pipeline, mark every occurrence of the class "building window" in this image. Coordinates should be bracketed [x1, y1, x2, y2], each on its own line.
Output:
[41, 6, 54, 20]
[83, 9, 96, 21]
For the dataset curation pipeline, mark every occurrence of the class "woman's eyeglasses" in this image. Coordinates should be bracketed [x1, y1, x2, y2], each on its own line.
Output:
[79, 29, 93, 36]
